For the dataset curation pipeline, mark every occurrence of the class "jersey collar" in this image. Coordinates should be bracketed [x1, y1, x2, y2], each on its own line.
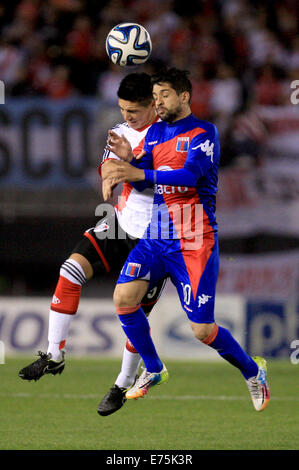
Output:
[167, 113, 194, 127]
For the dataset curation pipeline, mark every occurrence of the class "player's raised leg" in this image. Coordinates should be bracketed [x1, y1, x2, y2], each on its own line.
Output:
[172, 232, 270, 412]
[18, 225, 110, 381]
[18, 253, 90, 381]
[191, 321, 270, 411]
[48, 254, 91, 358]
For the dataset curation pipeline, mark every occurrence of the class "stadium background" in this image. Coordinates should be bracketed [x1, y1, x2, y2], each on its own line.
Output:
[0, 0, 298, 361]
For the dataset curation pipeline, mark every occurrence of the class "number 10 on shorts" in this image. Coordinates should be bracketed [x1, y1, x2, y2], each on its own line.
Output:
[181, 283, 191, 305]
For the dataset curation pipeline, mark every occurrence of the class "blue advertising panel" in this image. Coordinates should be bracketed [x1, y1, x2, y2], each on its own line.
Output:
[246, 300, 299, 358]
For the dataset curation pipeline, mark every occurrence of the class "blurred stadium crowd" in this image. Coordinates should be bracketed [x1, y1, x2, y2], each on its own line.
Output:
[0, 0, 298, 297]
[1, 0, 298, 167]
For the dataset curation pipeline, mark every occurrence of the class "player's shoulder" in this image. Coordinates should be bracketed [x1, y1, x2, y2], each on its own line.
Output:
[146, 119, 167, 138]
[191, 115, 218, 135]
[111, 121, 130, 133]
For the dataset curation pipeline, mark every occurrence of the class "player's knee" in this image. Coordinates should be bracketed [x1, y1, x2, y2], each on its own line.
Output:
[113, 289, 123, 308]
[69, 253, 93, 280]
[113, 286, 138, 308]
[191, 322, 215, 342]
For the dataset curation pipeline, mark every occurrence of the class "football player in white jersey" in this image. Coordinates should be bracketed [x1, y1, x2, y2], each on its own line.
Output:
[18, 73, 166, 416]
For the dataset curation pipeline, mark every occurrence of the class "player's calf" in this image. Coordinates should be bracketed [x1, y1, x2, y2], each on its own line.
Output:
[50, 258, 87, 315]
[47, 258, 88, 360]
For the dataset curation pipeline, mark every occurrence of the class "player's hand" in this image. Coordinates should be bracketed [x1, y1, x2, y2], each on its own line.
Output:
[101, 159, 120, 180]
[102, 177, 118, 201]
[107, 159, 145, 183]
[106, 131, 134, 162]
[135, 150, 146, 160]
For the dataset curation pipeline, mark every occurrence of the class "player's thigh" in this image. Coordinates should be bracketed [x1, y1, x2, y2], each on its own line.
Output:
[114, 279, 149, 308]
[71, 214, 138, 277]
[117, 238, 166, 295]
[141, 276, 168, 315]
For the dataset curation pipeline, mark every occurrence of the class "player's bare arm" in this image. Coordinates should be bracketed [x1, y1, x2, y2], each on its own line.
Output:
[102, 178, 116, 200]
[101, 160, 122, 200]
[101, 159, 120, 179]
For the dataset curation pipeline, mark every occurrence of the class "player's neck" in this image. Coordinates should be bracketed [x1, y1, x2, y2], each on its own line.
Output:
[171, 111, 192, 124]
[136, 113, 158, 131]
[147, 112, 159, 127]
[172, 106, 192, 123]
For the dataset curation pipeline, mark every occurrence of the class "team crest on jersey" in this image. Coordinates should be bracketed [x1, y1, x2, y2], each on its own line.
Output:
[176, 137, 189, 152]
[125, 262, 141, 277]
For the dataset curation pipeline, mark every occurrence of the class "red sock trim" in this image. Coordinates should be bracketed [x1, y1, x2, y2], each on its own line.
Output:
[84, 231, 110, 273]
[59, 340, 66, 350]
[125, 338, 138, 353]
[51, 275, 81, 315]
[201, 324, 219, 345]
[141, 299, 157, 308]
[116, 304, 141, 315]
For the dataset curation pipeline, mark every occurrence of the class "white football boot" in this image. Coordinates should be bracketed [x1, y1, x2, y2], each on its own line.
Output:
[125, 364, 169, 399]
[246, 356, 270, 411]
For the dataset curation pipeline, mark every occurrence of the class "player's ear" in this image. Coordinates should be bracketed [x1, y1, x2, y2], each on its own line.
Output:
[181, 91, 190, 104]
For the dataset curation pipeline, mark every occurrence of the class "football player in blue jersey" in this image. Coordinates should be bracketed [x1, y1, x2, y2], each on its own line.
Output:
[106, 68, 270, 412]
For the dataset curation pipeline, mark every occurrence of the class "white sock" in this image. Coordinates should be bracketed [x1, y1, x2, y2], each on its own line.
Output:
[47, 309, 72, 361]
[60, 259, 87, 286]
[47, 342, 62, 361]
[115, 347, 142, 389]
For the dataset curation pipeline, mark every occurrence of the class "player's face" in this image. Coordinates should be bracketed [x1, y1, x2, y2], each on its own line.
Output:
[118, 99, 156, 130]
[153, 83, 190, 123]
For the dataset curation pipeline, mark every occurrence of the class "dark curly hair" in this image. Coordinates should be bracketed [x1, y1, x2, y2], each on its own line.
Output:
[151, 68, 192, 102]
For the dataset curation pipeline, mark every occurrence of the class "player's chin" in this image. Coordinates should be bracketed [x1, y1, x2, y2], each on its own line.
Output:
[127, 121, 139, 129]
[157, 109, 168, 120]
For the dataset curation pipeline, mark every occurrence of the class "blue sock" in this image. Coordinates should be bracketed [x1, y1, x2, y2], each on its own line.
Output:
[208, 326, 258, 380]
[118, 307, 163, 373]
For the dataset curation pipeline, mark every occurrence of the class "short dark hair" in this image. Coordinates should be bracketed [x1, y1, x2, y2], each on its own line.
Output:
[117, 73, 153, 106]
[151, 68, 192, 102]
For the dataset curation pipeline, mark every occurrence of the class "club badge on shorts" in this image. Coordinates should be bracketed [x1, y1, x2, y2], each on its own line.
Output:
[125, 262, 141, 277]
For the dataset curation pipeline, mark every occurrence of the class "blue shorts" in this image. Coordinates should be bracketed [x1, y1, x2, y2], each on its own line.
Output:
[117, 232, 219, 324]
